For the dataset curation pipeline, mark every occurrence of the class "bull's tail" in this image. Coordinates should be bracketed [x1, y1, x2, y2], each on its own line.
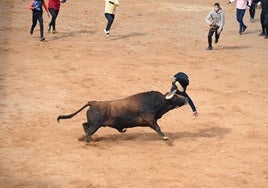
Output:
[57, 102, 91, 123]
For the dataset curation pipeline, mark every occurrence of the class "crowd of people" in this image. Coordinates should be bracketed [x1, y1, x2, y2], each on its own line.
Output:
[27, 0, 268, 117]
[205, 0, 267, 50]
[28, 0, 267, 44]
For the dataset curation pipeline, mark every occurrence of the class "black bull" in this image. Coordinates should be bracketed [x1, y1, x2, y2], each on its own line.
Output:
[57, 91, 188, 142]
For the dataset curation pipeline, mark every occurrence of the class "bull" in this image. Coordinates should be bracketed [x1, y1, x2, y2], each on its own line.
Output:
[57, 91, 188, 143]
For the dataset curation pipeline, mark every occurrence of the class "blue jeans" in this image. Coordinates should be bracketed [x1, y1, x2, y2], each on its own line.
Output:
[105, 13, 115, 31]
[236, 9, 246, 33]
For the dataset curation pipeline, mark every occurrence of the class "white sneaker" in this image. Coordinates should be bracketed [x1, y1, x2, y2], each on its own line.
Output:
[104, 29, 110, 37]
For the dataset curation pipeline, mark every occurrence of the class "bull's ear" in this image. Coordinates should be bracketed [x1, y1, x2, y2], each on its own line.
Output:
[165, 90, 176, 99]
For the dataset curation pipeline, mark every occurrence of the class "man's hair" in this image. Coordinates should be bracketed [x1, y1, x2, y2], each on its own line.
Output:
[214, 3, 220, 7]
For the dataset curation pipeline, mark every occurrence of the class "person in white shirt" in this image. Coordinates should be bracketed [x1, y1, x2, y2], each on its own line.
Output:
[104, 0, 119, 37]
[228, 0, 251, 35]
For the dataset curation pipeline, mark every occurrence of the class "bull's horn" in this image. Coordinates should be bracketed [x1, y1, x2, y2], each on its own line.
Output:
[165, 90, 176, 99]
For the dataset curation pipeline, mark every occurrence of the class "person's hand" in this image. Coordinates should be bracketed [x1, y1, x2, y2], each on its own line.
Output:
[193, 111, 198, 117]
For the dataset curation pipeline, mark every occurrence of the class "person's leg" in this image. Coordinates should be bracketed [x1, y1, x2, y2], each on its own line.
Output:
[53, 10, 59, 31]
[236, 9, 242, 34]
[48, 8, 59, 32]
[207, 29, 214, 49]
[215, 30, 220, 44]
[264, 13, 268, 38]
[249, 3, 256, 22]
[241, 9, 247, 32]
[30, 14, 38, 34]
[252, 3, 256, 20]
[105, 13, 115, 32]
[48, 8, 54, 32]
[37, 13, 45, 40]
[260, 11, 265, 35]
[237, 9, 247, 34]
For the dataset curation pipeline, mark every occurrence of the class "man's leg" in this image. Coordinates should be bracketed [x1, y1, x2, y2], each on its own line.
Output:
[215, 30, 220, 44]
[105, 13, 115, 33]
[237, 9, 246, 34]
[30, 14, 38, 34]
[207, 29, 214, 50]
[259, 12, 265, 35]
[264, 14, 268, 38]
[37, 13, 45, 41]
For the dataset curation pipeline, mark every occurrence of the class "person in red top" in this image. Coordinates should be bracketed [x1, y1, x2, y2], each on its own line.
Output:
[29, 0, 49, 41]
[48, 0, 64, 33]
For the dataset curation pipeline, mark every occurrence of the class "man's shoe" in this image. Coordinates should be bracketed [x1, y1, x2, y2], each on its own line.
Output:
[250, 18, 254, 23]
[207, 46, 213, 50]
[242, 25, 247, 32]
[259, 32, 265, 36]
[104, 29, 110, 37]
[40, 37, 45, 41]
[215, 38, 219, 44]
[52, 30, 58, 34]
[48, 25, 51, 33]
[30, 29, 33, 35]
[265, 35, 268, 39]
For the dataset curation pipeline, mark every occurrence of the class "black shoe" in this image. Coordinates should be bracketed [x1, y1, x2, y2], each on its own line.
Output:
[30, 29, 33, 35]
[265, 35, 268, 39]
[215, 38, 219, 44]
[206, 46, 213, 50]
[259, 32, 265, 36]
[40, 37, 45, 41]
[242, 26, 247, 32]
[239, 31, 242, 35]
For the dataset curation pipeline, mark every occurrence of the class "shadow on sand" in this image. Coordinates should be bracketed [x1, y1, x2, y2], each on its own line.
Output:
[110, 32, 147, 40]
[90, 126, 231, 143]
[49, 30, 97, 40]
[219, 45, 250, 50]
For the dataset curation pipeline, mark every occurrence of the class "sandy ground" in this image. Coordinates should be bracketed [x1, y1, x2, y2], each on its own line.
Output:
[0, 0, 267, 187]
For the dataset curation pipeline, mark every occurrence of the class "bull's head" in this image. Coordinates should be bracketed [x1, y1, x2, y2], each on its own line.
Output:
[165, 91, 188, 107]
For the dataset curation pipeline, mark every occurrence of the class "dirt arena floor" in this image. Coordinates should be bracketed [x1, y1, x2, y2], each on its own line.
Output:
[0, 0, 267, 187]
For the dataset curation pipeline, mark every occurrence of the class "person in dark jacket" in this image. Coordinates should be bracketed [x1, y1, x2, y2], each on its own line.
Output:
[248, 1, 257, 22]
[253, 0, 268, 38]
[169, 72, 198, 117]
[29, 0, 49, 41]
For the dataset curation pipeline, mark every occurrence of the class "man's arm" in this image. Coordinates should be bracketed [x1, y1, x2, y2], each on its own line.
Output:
[28, 0, 34, 10]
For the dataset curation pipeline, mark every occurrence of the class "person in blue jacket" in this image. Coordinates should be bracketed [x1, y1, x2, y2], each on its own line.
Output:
[169, 72, 198, 117]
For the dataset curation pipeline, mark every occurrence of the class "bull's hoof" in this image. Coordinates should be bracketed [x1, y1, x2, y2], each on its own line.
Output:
[85, 136, 91, 143]
[163, 136, 169, 140]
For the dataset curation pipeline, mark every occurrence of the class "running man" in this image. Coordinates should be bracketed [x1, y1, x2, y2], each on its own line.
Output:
[104, 0, 119, 37]
[205, 2, 225, 50]
[29, 0, 50, 41]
